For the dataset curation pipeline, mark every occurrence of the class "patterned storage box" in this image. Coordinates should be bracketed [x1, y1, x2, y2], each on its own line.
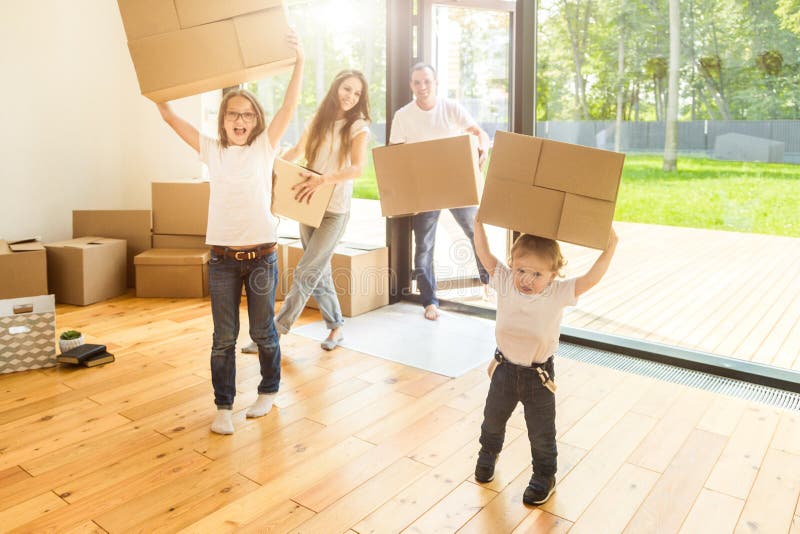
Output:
[0, 295, 56, 374]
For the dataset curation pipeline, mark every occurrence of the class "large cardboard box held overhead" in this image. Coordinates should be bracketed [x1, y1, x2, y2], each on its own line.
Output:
[134, 249, 210, 298]
[287, 242, 389, 317]
[118, 0, 295, 102]
[0, 240, 48, 300]
[272, 159, 335, 228]
[151, 181, 209, 236]
[478, 131, 625, 250]
[372, 135, 482, 217]
[44, 238, 128, 306]
[73, 210, 152, 288]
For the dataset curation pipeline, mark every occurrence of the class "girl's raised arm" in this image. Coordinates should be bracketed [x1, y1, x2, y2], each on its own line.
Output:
[574, 226, 618, 298]
[473, 219, 498, 278]
[268, 31, 305, 148]
[156, 102, 200, 153]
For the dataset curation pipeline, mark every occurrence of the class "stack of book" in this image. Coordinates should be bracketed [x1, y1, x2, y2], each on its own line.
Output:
[57, 344, 115, 367]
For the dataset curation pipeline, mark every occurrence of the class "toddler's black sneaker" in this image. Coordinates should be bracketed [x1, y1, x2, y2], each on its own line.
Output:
[474, 450, 498, 483]
[523, 474, 556, 505]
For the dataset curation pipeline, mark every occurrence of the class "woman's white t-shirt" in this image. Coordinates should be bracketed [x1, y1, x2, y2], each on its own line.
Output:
[491, 263, 578, 366]
[306, 118, 371, 214]
[200, 132, 278, 246]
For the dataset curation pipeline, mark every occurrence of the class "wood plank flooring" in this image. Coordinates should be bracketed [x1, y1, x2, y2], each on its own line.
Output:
[1, 294, 799, 533]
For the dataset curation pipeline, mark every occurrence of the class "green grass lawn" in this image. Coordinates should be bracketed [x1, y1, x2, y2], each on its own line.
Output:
[353, 152, 800, 238]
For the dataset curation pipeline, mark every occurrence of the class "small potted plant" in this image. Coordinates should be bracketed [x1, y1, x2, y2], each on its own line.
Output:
[59, 330, 84, 353]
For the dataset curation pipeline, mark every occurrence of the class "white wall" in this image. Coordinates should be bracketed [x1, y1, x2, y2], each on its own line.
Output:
[0, 0, 202, 242]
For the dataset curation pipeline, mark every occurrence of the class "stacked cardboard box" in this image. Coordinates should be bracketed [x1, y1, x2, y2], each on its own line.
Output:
[73, 210, 152, 288]
[44, 237, 127, 306]
[0, 240, 48, 300]
[118, 0, 295, 102]
[134, 248, 210, 298]
[286, 242, 389, 317]
[372, 135, 482, 217]
[478, 131, 625, 250]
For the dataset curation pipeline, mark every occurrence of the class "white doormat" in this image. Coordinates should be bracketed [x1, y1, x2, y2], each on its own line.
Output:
[291, 302, 496, 377]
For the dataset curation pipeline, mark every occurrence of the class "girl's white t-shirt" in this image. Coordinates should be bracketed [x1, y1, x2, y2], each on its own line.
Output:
[491, 263, 578, 366]
[200, 132, 278, 246]
[305, 118, 371, 214]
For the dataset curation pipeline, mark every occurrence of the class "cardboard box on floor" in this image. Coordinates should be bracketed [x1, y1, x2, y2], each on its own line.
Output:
[287, 242, 389, 317]
[44, 237, 128, 306]
[477, 131, 625, 250]
[272, 159, 334, 228]
[134, 248, 209, 298]
[152, 181, 209, 236]
[372, 135, 482, 217]
[152, 234, 207, 249]
[118, 0, 295, 102]
[0, 294, 57, 374]
[0, 239, 48, 300]
[73, 210, 152, 288]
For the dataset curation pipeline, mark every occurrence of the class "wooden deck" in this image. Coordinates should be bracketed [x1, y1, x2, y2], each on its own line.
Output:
[345, 197, 800, 371]
[1, 295, 799, 532]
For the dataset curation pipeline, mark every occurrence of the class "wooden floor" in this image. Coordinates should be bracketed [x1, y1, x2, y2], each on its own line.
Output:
[2, 295, 800, 533]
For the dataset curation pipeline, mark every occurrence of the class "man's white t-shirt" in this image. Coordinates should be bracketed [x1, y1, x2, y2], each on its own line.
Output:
[389, 98, 478, 144]
[305, 117, 371, 214]
[491, 263, 578, 366]
[200, 132, 278, 246]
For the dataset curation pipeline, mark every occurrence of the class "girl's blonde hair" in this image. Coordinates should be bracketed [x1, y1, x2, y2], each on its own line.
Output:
[510, 234, 567, 277]
[217, 89, 267, 148]
[305, 70, 371, 169]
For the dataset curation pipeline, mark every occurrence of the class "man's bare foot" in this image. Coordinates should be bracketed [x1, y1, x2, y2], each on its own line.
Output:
[424, 304, 440, 321]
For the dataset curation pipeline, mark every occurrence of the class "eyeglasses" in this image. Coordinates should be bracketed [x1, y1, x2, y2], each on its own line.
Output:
[225, 111, 258, 123]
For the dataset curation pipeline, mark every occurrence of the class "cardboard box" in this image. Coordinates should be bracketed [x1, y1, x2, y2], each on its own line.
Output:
[73, 210, 152, 288]
[372, 135, 482, 217]
[0, 240, 48, 300]
[272, 159, 335, 228]
[119, 0, 295, 102]
[152, 234, 207, 249]
[151, 181, 209, 236]
[134, 249, 210, 298]
[44, 237, 128, 306]
[287, 242, 389, 317]
[0, 294, 56, 374]
[477, 131, 624, 249]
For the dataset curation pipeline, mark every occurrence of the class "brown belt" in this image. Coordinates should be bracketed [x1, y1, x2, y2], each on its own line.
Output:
[210, 243, 277, 261]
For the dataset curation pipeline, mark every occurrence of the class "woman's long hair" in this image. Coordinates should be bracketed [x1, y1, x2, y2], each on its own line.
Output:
[305, 70, 371, 169]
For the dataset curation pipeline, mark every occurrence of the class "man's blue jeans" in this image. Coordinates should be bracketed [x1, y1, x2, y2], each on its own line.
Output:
[208, 249, 281, 409]
[412, 206, 490, 307]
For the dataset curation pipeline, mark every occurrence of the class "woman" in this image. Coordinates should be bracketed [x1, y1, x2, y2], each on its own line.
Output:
[266, 69, 371, 350]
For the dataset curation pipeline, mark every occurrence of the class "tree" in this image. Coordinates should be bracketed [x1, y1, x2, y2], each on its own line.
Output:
[776, 0, 800, 33]
[663, 0, 680, 171]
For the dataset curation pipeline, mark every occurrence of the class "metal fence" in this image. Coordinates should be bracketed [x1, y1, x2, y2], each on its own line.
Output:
[371, 120, 800, 162]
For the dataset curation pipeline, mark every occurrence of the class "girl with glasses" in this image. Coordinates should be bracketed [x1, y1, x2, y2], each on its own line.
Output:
[155, 31, 304, 435]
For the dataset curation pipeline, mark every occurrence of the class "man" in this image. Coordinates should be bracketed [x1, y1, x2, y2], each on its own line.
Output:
[389, 63, 491, 320]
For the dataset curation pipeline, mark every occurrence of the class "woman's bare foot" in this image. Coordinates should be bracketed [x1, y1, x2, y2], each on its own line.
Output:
[424, 304, 440, 321]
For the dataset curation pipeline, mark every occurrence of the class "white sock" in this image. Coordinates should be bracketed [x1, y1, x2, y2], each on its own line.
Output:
[246, 393, 277, 418]
[211, 409, 234, 435]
